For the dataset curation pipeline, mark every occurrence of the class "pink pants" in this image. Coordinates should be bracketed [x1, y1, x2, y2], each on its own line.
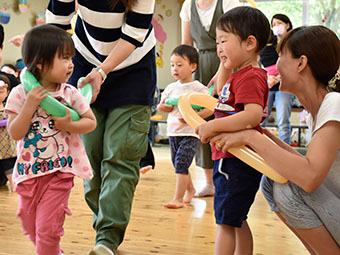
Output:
[16, 172, 74, 255]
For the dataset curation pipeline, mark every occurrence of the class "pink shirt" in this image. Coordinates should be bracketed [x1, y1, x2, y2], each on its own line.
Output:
[5, 83, 93, 185]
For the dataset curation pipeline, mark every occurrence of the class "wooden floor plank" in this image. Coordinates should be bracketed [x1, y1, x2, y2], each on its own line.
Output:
[0, 146, 307, 254]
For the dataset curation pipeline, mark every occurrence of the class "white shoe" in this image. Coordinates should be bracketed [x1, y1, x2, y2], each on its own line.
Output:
[88, 244, 115, 255]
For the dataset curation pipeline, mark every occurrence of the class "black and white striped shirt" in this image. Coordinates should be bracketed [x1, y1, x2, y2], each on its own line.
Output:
[46, 0, 156, 71]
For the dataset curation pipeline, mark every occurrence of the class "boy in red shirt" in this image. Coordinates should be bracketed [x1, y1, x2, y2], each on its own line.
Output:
[196, 6, 270, 255]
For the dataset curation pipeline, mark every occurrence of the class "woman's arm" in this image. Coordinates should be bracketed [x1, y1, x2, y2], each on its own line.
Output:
[216, 64, 232, 94]
[212, 121, 340, 192]
[79, 1, 155, 102]
[262, 128, 300, 155]
[81, 39, 136, 102]
[45, 0, 76, 31]
[181, 21, 193, 46]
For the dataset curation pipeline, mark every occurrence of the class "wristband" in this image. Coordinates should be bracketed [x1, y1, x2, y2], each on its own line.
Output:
[93, 67, 107, 82]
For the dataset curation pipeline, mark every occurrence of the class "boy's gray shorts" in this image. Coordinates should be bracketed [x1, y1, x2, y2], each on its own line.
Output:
[261, 176, 340, 246]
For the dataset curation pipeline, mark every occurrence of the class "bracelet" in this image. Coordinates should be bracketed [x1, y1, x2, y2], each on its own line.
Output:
[93, 67, 107, 82]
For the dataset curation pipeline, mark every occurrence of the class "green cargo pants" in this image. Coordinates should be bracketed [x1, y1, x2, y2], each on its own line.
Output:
[83, 105, 150, 252]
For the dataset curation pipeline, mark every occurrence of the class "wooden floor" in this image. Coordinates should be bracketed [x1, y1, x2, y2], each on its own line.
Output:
[0, 145, 308, 255]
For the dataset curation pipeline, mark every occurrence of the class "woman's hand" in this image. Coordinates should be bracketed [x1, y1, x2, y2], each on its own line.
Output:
[207, 74, 217, 96]
[78, 69, 104, 103]
[210, 130, 254, 152]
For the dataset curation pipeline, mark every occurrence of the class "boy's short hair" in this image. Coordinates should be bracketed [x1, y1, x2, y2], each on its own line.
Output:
[171, 44, 199, 66]
[217, 6, 270, 52]
[0, 24, 4, 49]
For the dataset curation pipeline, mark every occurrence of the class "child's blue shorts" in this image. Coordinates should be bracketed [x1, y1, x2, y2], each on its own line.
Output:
[213, 157, 262, 227]
[169, 136, 200, 175]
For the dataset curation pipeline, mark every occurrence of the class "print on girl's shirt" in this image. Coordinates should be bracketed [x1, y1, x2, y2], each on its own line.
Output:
[16, 109, 73, 175]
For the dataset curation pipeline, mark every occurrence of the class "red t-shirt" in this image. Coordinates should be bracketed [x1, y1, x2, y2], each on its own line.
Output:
[212, 65, 268, 160]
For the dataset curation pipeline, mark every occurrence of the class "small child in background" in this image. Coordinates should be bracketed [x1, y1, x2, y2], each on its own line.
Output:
[158, 44, 212, 209]
[1, 64, 19, 78]
[195, 7, 270, 254]
[5, 24, 96, 255]
[0, 74, 16, 192]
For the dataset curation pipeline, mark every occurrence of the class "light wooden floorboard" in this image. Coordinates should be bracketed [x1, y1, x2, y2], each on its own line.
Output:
[0, 146, 308, 255]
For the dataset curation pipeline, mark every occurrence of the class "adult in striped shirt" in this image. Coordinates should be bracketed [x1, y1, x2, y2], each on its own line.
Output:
[46, 1, 156, 254]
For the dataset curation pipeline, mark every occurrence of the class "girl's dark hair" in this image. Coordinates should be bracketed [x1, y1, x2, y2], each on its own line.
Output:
[172, 44, 199, 70]
[110, 0, 138, 10]
[217, 7, 270, 53]
[271, 14, 293, 31]
[278, 26, 340, 92]
[21, 24, 75, 80]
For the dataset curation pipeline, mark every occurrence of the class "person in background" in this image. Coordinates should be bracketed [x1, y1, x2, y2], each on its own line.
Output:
[261, 13, 294, 144]
[0, 24, 19, 187]
[46, 1, 156, 254]
[210, 25, 340, 254]
[0, 74, 16, 192]
[158, 44, 211, 209]
[180, 0, 240, 198]
[1, 64, 19, 78]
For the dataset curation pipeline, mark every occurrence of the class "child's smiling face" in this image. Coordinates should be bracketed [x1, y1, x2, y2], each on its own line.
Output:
[216, 28, 247, 70]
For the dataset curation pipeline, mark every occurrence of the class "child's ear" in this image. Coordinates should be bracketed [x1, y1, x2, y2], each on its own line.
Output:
[245, 35, 257, 51]
[191, 63, 198, 73]
[36, 63, 42, 70]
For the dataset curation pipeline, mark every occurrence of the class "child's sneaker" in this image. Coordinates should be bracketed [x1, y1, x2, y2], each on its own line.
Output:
[195, 184, 215, 197]
[88, 244, 115, 255]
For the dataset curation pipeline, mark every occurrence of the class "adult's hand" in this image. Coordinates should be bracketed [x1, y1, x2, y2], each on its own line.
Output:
[207, 74, 217, 96]
[78, 69, 104, 103]
[210, 130, 254, 152]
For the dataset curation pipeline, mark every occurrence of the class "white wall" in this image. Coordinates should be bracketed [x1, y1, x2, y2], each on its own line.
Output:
[153, 1, 182, 89]
[1, 0, 48, 65]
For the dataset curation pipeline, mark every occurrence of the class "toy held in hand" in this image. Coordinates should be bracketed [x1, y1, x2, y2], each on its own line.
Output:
[20, 68, 92, 121]
[178, 92, 288, 184]
[165, 84, 215, 110]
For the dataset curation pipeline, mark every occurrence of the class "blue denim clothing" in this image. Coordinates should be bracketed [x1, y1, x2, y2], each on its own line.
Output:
[264, 91, 293, 144]
[169, 136, 200, 175]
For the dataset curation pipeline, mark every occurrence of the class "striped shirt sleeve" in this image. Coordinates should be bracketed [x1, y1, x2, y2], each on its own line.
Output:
[122, 1, 155, 47]
[46, 0, 76, 30]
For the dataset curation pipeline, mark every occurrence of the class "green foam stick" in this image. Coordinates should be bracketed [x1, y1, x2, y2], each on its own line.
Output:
[20, 69, 92, 121]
